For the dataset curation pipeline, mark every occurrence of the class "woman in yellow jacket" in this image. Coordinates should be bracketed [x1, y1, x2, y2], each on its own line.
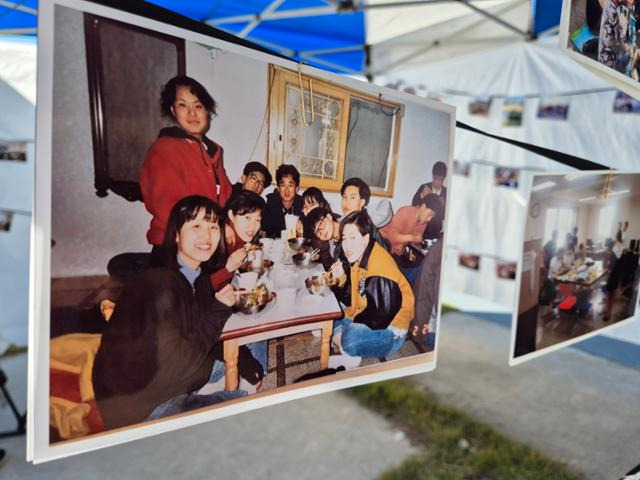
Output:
[329, 210, 414, 365]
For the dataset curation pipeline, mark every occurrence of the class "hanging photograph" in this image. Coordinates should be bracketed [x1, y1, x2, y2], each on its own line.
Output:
[494, 167, 519, 188]
[510, 172, 640, 365]
[612, 90, 640, 112]
[453, 160, 471, 177]
[537, 96, 570, 119]
[458, 252, 480, 270]
[468, 96, 492, 116]
[31, 0, 455, 462]
[0, 209, 13, 232]
[0, 141, 27, 162]
[496, 260, 517, 280]
[501, 97, 525, 126]
[561, 0, 640, 99]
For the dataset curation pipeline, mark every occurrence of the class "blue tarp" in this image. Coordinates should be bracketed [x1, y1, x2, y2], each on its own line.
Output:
[0, 0, 561, 73]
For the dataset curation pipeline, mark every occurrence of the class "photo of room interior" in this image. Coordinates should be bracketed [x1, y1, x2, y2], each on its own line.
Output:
[513, 172, 640, 360]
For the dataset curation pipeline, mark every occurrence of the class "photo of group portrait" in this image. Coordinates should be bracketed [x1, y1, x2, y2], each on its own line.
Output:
[33, 1, 454, 458]
[511, 172, 640, 364]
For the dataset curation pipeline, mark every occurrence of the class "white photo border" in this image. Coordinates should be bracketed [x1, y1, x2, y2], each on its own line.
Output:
[508, 171, 640, 366]
[31, 0, 456, 462]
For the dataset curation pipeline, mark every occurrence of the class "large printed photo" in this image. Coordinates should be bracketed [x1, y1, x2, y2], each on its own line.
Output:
[33, 1, 454, 459]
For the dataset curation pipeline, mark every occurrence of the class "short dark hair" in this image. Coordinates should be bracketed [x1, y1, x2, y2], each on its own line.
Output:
[161, 75, 217, 120]
[304, 207, 336, 239]
[158, 195, 226, 273]
[276, 164, 300, 186]
[416, 193, 442, 214]
[339, 210, 374, 238]
[432, 161, 447, 178]
[302, 187, 331, 212]
[225, 190, 266, 217]
[243, 162, 272, 187]
[340, 177, 371, 206]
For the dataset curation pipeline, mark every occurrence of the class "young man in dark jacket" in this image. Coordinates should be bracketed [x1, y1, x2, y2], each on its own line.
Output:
[263, 164, 304, 238]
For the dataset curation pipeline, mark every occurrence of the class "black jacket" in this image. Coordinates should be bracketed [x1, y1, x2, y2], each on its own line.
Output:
[262, 191, 304, 238]
[92, 268, 231, 429]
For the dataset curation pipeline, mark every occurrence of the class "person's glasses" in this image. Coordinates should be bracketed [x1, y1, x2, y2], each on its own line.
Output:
[248, 173, 265, 188]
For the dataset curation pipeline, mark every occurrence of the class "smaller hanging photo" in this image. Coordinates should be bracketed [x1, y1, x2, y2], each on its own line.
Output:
[612, 91, 640, 113]
[537, 96, 570, 120]
[459, 252, 480, 270]
[0, 210, 13, 232]
[468, 96, 492, 116]
[496, 259, 517, 280]
[502, 97, 525, 126]
[494, 167, 519, 188]
[453, 160, 471, 177]
[0, 141, 27, 162]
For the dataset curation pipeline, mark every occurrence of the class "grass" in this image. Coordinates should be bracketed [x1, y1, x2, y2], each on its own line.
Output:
[349, 380, 583, 480]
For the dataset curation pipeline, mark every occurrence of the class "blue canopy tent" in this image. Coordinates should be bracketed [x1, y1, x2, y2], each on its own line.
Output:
[0, 0, 562, 76]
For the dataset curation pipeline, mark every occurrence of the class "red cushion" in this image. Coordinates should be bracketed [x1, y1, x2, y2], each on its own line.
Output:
[50, 368, 105, 434]
[558, 295, 577, 310]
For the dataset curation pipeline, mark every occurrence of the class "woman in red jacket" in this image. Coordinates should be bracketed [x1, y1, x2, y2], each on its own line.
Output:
[140, 75, 232, 263]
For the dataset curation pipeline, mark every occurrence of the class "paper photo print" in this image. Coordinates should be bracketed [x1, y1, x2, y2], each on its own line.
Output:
[501, 97, 525, 127]
[511, 172, 640, 365]
[31, 0, 454, 461]
[0, 141, 27, 162]
[562, 0, 640, 98]
[537, 97, 570, 120]
[613, 90, 640, 112]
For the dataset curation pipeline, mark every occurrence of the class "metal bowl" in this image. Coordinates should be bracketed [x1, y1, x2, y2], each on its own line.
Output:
[288, 237, 311, 250]
[292, 252, 321, 267]
[239, 259, 274, 274]
[234, 286, 276, 315]
[305, 274, 329, 295]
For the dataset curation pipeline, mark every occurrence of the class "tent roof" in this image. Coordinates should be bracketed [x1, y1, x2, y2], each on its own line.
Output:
[0, 0, 561, 74]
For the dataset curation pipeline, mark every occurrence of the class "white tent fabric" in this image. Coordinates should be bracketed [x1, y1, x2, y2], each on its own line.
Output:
[369, 0, 532, 76]
[0, 36, 35, 349]
[375, 36, 640, 309]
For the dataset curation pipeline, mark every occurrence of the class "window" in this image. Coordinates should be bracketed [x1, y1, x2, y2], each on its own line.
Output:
[544, 206, 576, 246]
[267, 66, 402, 196]
[598, 205, 615, 239]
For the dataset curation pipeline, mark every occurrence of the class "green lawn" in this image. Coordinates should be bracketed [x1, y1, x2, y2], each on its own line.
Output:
[349, 380, 583, 480]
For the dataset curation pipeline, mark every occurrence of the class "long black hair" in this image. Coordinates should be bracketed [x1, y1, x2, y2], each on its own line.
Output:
[157, 195, 226, 274]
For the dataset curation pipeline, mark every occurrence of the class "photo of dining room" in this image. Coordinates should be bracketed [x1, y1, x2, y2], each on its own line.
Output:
[512, 172, 640, 363]
[35, 2, 453, 455]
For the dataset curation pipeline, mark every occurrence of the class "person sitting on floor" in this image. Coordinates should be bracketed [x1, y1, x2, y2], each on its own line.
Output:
[228, 161, 272, 201]
[380, 194, 441, 283]
[263, 164, 304, 238]
[91, 196, 248, 430]
[327, 210, 414, 368]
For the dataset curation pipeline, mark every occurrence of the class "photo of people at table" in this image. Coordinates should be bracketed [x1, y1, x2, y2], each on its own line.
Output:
[46, 6, 452, 444]
[513, 173, 640, 362]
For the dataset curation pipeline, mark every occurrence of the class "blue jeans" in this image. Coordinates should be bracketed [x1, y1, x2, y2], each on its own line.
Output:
[147, 389, 246, 420]
[334, 319, 406, 358]
[208, 341, 268, 383]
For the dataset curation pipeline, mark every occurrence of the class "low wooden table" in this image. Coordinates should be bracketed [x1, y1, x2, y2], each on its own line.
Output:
[220, 262, 343, 391]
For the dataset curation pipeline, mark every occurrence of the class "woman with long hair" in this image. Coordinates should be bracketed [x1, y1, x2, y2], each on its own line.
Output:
[92, 196, 244, 430]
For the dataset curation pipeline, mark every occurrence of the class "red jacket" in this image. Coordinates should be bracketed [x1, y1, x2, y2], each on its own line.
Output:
[140, 127, 233, 245]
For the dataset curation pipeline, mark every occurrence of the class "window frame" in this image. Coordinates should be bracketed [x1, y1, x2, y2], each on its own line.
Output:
[267, 65, 402, 197]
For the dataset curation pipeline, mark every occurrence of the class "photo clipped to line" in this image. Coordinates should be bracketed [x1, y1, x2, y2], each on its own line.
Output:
[561, 0, 640, 99]
[30, 0, 455, 462]
[510, 171, 639, 365]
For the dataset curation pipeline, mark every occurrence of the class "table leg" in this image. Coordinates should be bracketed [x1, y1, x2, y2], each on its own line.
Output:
[320, 320, 332, 369]
[223, 339, 239, 391]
